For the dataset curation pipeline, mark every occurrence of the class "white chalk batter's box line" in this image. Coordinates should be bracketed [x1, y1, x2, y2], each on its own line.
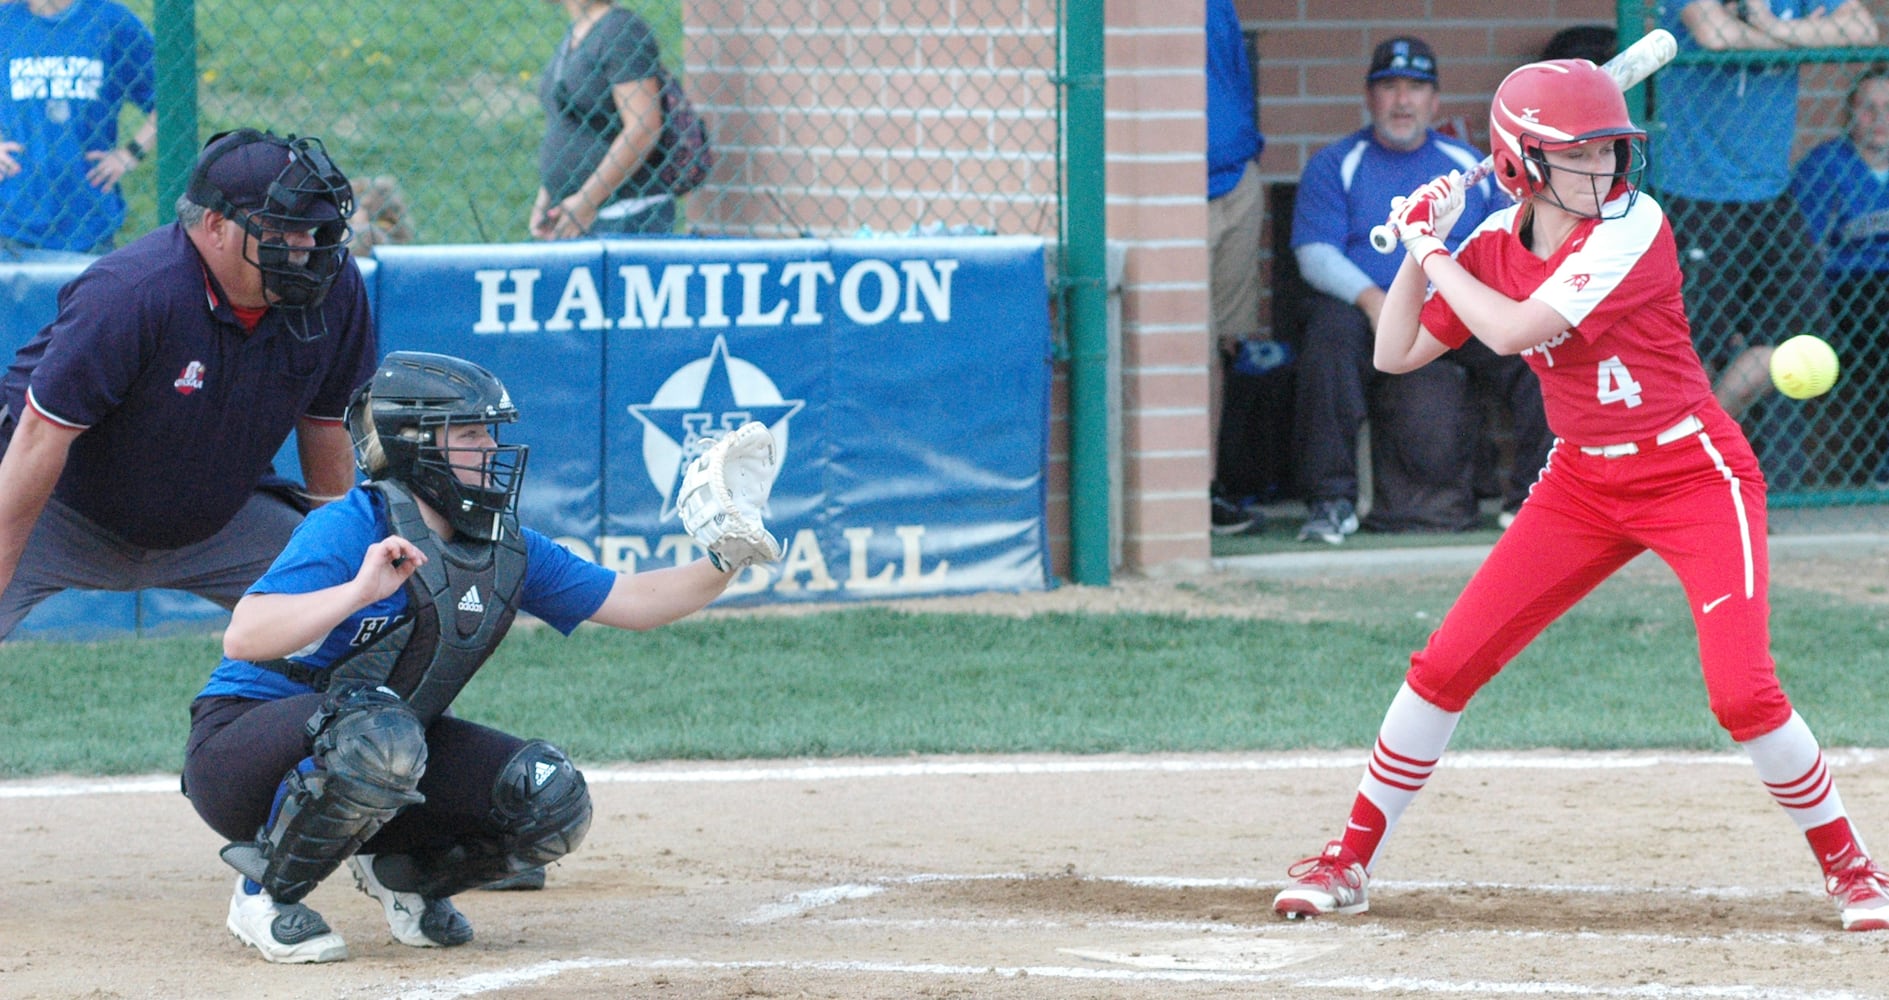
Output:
[797, 912, 1844, 948]
[742, 872, 1834, 926]
[382, 875, 1871, 1000]
[381, 956, 1884, 1000]
[8, 748, 1885, 799]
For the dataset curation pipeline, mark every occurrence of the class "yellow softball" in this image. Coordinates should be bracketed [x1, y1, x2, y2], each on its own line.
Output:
[1769, 334, 1840, 400]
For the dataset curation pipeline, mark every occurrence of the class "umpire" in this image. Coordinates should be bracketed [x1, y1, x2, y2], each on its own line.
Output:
[0, 128, 377, 639]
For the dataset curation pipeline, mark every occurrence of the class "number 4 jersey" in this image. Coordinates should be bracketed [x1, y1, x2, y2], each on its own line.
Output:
[1419, 190, 1718, 448]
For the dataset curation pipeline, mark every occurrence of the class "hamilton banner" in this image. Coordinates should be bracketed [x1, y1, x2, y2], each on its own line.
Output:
[3, 237, 1051, 639]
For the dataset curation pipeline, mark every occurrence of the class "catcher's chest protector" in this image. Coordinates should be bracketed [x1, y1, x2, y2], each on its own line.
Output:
[329, 483, 529, 725]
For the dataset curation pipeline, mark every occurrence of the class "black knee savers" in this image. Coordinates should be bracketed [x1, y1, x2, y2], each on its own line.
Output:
[368, 740, 592, 898]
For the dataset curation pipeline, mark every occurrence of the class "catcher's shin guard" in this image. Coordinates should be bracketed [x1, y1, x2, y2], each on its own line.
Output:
[221, 687, 427, 904]
[369, 740, 591, 898]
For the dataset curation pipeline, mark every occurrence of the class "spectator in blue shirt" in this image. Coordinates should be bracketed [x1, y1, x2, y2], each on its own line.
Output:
[1791, 66, 1889, 484]
[0, 0, 157, 259]
[1289, 37, 1506, 544]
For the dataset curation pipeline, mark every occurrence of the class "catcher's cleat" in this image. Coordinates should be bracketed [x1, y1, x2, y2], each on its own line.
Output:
[226, 877, 348, 963]
[1828, 854, 1889, 931]
[349, 855, 474, 947]
[479, 865, 547, 891]
[1273, 840, 1370, 919]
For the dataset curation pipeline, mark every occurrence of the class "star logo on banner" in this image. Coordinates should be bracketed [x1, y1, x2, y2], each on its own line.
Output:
[628, 335, 804, 520]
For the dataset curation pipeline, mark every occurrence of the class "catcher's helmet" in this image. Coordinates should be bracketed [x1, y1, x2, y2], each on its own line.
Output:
[1489, 59, 1645, 215]
[186, 129, 355, 313]
[346, 352, 528, 541]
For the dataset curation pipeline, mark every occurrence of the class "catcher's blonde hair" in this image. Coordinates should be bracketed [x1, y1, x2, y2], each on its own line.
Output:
[349, 389, 427, 477]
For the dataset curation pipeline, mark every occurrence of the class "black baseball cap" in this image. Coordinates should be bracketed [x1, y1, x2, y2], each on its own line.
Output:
[1368, 37, 1439, 86]
[188, 129, 347, 223]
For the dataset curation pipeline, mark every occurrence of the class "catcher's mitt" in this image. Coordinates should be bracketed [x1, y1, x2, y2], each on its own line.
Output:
[677, 421, 782, 572]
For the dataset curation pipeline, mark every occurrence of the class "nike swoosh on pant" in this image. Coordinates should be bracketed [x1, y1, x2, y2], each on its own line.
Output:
[1702, 594, 1732, 614]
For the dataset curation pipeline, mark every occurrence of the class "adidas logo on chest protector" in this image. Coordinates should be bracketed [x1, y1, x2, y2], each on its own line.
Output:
[457, 586, 485, 614]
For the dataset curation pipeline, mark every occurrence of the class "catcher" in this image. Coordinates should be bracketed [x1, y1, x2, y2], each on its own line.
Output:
[180, 350, 781, 964]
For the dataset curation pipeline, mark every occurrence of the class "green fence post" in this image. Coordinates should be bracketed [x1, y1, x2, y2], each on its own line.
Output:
[1063, 0, 1110, 585]
[1616, 0, 1648, 125]
[152, 0, 197, 224]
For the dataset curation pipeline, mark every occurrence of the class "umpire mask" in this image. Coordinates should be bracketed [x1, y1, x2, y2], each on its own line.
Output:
[186, 129, 355, 315]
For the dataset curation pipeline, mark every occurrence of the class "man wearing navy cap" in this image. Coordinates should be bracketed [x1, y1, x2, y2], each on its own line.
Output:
[1288, 36, 1546, 544]
[0, 128, 378, 639]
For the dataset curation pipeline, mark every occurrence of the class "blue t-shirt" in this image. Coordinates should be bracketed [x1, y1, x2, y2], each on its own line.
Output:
[1206, 0, 1263, 200]
[0, 0, 155, 252]
[1290, 127, 1494, 290]
[0, 225, 379, 549]
[1651, 0, 1844, 202]
[1791, 137, 1889, 278]
[195, 488, 619, 702]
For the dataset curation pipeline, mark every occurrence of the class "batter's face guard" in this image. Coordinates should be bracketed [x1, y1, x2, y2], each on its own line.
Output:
[1489, 59, 1647, 218]
[186, 129, 355, 312]
[346, 351, 529, 541]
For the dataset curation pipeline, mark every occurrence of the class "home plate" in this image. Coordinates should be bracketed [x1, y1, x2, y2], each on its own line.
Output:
[1059, 936, 1338, 972]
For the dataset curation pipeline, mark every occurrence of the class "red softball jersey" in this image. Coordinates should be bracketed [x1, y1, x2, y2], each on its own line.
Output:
[1419, 190, 1717, 447]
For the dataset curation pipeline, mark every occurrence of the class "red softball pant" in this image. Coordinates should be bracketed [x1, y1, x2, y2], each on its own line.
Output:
[1405, 406, 1793, 742]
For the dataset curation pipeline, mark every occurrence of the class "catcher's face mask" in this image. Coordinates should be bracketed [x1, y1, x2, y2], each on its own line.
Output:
[405, 416, 526, 540]
[345, 352, 530, 541]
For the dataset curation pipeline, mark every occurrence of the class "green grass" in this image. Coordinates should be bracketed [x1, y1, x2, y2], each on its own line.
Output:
[111, 0, 684, 245]
[6, 568, 1888, 777]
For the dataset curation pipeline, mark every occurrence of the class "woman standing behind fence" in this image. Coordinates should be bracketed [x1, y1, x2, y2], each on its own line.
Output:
[532, 0, 674, 237]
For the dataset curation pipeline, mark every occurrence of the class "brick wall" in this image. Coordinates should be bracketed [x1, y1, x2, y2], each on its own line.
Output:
[686, 0, 1062, 238]
[693, 3, 1623, 580]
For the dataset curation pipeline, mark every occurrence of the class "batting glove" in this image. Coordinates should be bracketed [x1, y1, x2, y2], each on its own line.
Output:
[1389, 171, 1466, 266]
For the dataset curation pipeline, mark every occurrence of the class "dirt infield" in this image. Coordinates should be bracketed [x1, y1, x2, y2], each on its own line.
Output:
[5, 748, 1889, 1000]
[9, 547, 1889, 999]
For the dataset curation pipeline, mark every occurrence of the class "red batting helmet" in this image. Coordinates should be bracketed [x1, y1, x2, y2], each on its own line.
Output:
[1489, 59, 1646, 206]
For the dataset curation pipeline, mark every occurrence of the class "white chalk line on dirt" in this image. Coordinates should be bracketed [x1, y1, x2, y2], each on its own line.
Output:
[738, 873, 1816, 924]
[9, 748, 1884, 799]
[805, 914, 1843, 949]
[379, 956, 1881, 1000]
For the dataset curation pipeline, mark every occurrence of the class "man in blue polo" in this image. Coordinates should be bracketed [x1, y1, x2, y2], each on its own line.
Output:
[0, 128, 378, 639]
[1289, 36, 1534, 544]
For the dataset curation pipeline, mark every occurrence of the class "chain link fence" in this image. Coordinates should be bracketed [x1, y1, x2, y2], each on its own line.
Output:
[5, 0, 1062, 251]
[1641, 4, 1889, 506]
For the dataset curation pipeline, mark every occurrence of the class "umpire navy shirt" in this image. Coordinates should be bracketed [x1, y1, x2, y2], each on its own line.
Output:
[0, 224, 378, 550]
